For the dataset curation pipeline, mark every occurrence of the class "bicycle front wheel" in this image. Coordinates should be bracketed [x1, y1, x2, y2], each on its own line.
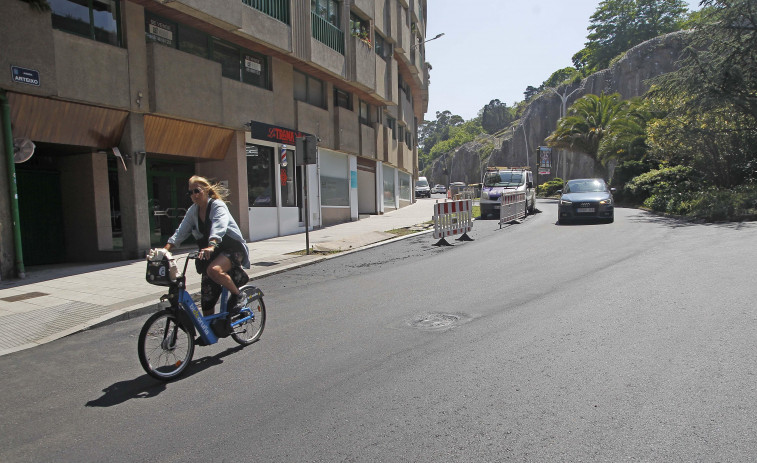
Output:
[230, 286, 266, 346]
[138, 310, 195, 381]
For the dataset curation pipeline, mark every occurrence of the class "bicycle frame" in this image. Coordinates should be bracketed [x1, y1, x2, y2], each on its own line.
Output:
[165, 252, 255, 346]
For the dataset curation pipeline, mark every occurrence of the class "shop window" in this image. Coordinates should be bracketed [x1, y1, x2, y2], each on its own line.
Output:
[320, 151, 349, 207]
[280, 148, 297, 208]
[294, 71, 325, 108]
[50, 0, 121, 46]
[399, 172, 411, 201]
[246, 144, 277, 207]
[382, 164, 395, 207]
[334, 88, 352, 110]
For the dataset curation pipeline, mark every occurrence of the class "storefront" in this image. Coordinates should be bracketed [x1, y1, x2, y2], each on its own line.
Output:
[246, 121, 317, 241]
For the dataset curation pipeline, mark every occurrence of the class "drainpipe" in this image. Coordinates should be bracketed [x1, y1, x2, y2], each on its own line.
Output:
[0, 90, 25, 278]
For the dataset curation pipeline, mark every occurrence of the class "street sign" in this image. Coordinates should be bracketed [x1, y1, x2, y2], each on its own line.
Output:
[11, 66, 40, 86]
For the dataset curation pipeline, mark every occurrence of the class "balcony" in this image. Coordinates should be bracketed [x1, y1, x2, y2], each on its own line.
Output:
[242, 0, 290, 24]
[312, 13, 344, 54]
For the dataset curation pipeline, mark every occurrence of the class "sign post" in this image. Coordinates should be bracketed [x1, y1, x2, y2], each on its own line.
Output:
[295, 135, 318, 254]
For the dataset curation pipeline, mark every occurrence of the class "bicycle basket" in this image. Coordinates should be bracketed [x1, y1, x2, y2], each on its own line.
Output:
[145, 257, 173, 286]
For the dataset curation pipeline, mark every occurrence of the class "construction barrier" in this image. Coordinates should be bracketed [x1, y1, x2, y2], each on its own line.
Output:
[499, 191, 527, 228]
[432, 199, 474, 246]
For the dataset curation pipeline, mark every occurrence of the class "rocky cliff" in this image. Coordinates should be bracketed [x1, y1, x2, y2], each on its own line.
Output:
[426, 31, 690, 186]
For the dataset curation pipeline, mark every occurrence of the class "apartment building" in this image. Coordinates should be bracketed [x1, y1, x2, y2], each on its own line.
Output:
[0, 0, 430, 276]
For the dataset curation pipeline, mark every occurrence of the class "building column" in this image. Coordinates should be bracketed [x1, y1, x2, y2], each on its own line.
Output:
[118, 113, 151, 259]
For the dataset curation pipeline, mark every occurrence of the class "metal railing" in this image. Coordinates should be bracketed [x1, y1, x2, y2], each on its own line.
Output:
[311, 13, 344, 54]
[242, 0, 290, 25]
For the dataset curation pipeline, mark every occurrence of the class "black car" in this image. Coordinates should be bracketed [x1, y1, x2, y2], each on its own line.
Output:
[557, 178, 615, 224]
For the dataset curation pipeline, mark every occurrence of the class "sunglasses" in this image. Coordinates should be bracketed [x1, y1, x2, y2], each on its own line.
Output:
[187, 188, 203, 196]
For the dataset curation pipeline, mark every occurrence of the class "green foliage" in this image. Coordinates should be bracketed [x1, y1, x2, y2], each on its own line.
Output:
[537, 178, 564, 197]
[427, 119, 483, 160]
[624, 165, 702, 205]
[418, 110, 466, 170]
[650, 0, 757, 131]
[572, 0, 689, 72]
[479, 100, 515, 134]
[610, 159, 658, 202]
[545, 92, 629, 178]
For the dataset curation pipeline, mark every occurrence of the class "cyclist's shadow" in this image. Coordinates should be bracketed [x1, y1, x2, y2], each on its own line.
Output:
[86, 345, 245, 408]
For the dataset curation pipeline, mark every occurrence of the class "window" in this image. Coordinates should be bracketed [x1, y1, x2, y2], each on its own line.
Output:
[179, 24, 209, 59]
[334, 88, 352, 110]
[213, 39, 242, 80]
[51, 0, 121, 46]
[350, 13, 370, 46]
[294, 71, 325, 108]
[312, 0, 340, 27]
[386, 116, 396, 139]
[144, 13, 269, 90]
[375, 34, 391, 61]
[311, 0, 344, 53]
[247, 144, 276, 207]
[359, 100, 371, 125]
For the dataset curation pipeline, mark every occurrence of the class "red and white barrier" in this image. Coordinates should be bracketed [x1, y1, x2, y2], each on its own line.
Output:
[433, 199, 474, 245]
[499, 191, 527, 227]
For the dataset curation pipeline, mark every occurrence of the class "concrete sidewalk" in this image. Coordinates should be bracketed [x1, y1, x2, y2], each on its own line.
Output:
[0, 200, 439, 357]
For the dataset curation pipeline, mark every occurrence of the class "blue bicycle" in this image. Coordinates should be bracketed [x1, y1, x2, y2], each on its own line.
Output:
[139, 251, 266, 381]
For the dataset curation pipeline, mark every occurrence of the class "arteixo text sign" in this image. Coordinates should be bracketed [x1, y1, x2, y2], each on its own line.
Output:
[11, 66, 40, 86]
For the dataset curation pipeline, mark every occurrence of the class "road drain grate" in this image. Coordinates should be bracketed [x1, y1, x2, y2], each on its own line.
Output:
[409, 312, 469, 331]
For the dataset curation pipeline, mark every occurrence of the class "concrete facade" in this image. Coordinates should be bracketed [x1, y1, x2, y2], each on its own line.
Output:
[0, 0, 429, 278]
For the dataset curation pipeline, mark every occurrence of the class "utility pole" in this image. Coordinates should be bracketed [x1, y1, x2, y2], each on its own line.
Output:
[547, 83, 585, 181]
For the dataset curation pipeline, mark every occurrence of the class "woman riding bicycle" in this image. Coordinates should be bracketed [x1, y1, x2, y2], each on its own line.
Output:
[163, 175, 250, 316]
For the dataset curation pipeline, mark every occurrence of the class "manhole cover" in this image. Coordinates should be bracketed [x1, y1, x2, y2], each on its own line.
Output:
[409, 312, 469, 331]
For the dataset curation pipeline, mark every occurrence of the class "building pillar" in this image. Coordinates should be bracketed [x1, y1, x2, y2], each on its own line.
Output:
[118, 113, 151, 259]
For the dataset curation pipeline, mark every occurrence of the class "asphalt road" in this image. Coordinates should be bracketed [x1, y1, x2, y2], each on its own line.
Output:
[2, 199, 756, 462]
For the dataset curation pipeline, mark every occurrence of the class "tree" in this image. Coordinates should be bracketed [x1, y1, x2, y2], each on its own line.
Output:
[545, 93, 629, 178]
[479, 99, 514, 134]
[418, 110, 465, 169]
[572, 0, 689, 72]
[651, 0, 757, 126]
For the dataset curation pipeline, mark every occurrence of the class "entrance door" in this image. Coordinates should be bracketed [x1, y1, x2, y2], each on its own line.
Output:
[16, 169, 66, 265]
[147, 160, 194, 247]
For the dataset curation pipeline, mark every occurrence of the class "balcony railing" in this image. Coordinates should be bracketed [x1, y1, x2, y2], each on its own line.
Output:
[242, 0, 290, 25]
[312, 13, 344, 54]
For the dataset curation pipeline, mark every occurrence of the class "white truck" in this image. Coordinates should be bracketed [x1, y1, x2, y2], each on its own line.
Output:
[479, 167, 535, 219]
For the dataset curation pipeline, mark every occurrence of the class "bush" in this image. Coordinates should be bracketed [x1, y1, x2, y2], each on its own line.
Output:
[624, 165, 702, 205]
[611, 160, 656, 203]
[538, 178, 564, 197]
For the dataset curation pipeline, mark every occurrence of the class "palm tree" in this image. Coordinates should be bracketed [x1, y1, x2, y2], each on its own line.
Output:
[546, 93, 628, 178]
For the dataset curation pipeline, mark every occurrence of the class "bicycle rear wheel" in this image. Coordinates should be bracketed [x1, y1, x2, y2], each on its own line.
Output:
[230, 286, 266, 346]
[138, 309, 195, 381]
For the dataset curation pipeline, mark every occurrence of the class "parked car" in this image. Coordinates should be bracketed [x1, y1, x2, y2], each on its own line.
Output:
[434, 184, 446, 194]
[479, 167, 535, 219]
[415, 177, 431, 198]
[557, 178, 615, 224]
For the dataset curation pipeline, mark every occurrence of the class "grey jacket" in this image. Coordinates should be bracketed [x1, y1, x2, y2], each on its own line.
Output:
[168, 198, 250, 268]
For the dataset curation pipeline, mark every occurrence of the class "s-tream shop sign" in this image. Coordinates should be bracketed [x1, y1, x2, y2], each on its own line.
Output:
[248, 121, 312, 145]
[11, 66, 40, 86]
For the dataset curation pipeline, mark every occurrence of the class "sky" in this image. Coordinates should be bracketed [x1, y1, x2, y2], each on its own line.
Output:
[423, 0, 701, 122]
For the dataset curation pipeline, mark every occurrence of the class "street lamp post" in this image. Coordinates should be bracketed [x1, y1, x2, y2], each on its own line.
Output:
[547, 84, 584, 181]
[411, 33, 445, 50]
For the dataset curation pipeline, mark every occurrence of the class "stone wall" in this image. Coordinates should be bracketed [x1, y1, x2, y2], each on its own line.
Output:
[426, 31, 690, 187]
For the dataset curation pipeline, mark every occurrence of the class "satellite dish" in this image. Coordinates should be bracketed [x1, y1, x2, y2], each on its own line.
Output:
[13, 138, 35, 163]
